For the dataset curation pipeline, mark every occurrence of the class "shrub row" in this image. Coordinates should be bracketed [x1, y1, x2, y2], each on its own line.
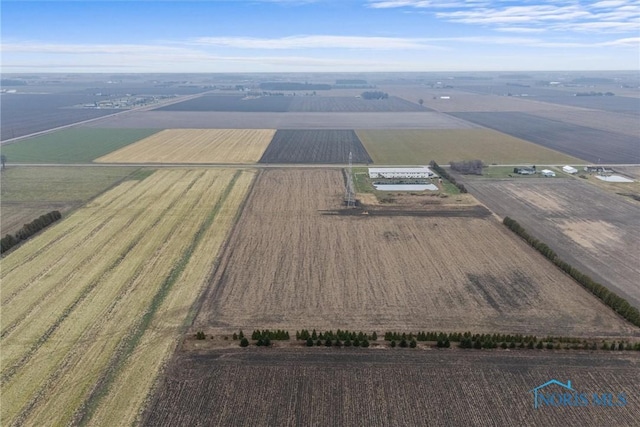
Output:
[1, 211, 62, 254]
[305, 338, 370, 348]
[385, 331, 544, 344]
[503, 217, 640, 327]
[429, 161, 467, 193]
[450, 159, 484, 175]
[250, 329, 290, 341]
[296, 329, 377, 342]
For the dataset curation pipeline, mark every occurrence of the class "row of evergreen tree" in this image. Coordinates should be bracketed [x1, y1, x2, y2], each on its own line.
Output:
[503, 217, 640, 327]
[1, 211, 62, 254]
[296, 329, 377, 342]
[429, 161, 468, 193]
[305, 338, 370, 347]
[385, 331, 544, 343]
[250, 329, 290, 341]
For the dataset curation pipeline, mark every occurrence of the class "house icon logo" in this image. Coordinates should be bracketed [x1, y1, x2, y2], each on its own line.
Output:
[529, 379, 574, 409]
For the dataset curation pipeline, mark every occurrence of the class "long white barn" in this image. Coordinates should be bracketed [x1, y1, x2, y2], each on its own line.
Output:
[368, 166, 437, 179]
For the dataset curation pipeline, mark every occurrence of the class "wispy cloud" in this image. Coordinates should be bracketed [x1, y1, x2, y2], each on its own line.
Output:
[368, 0, 640, 34]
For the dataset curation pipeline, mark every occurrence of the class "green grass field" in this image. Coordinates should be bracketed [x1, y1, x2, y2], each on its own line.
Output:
[0, 128, 160, 163]
[356, 129, 583, 165]
[0, 166, 148, 235]
[479, 166, 566, 179]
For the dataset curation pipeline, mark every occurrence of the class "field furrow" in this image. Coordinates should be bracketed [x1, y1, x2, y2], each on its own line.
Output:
[1, 171, 201, 424]
[85, 170, 255, 427]
[95, 129, 275, 164]
[16, 170, 216, 427]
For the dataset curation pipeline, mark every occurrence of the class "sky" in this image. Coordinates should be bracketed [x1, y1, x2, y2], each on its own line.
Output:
[1, 0, 639, 73]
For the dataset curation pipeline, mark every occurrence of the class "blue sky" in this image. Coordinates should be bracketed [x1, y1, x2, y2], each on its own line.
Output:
[2, 0, 639, 72]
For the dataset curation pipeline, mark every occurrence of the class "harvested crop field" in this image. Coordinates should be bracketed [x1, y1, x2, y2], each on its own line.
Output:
[80, 111, 476, 130]
[195, 169, 634, 337]
[0, 93, 120, 141]
[155, 95, 427, 112]
[460, 178, 640, 310]
[96, 129, 275, 164]
[0, 168, 255, 426]
[356, 129, 582, 165]
[258, 130, 372, 164]
[144, 348, 640, 427]
[526, 110, 640, 138]
[449, 112, 640, 164]
[0, 128, 160, 163]
[0, 166, 139, 235]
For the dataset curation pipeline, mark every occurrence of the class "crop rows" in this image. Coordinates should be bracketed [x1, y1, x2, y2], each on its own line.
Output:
[258, 129, 372, 163]
[195, 169, 634, 337]
[96, 129, 276, 164]
[0, 168, 252, 426]
[144, 349, 640, 426]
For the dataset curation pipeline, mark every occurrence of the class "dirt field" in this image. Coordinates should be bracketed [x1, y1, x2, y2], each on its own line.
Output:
[449, 112, 640, 164]
[79, 111, 478, 130]
[194, 169, 635, 337]
[356, 129, 582, 165]
[95, 129, 275, 164]
[460, 178, 640, 309]
[144, 348, 640, 427]
[0, 168, 254, 426]
[0, 166, 139, 235]
[258, 130, 371, 164]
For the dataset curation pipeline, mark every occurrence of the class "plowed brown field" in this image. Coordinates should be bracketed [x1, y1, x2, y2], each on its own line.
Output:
[96, 129, 275, 163]
[195, 169, 635, 337]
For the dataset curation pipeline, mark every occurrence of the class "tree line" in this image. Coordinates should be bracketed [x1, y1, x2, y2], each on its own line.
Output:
[429, 161, 468, 193]
[503, 217, 640, 327]
[450, 159, 484, 175]
[1, 211, 62, 254]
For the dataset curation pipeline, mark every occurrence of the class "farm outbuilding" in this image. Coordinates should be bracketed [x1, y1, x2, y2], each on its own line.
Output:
[562, 165, 578, 174]
[541, 169, 556, 177]
[368, 166, 437, 179]
[513, 167, 535, 175]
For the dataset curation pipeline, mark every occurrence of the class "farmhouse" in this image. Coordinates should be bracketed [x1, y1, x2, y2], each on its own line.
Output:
[368, 166, 437, 179]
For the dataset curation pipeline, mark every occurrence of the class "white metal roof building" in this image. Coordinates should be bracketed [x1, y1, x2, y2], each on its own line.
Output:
[368, 166, 437, 179]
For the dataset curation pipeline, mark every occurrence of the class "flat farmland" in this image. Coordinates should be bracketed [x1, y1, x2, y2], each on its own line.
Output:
[449, 112, 640, 164]
[80, 111, 477, 129]
[0, 128, 160, 163]
[96, 129, 275, 164]
[460, 178, 640, 310]
[288, 96, 427, 112]
[0, 168, 254, 426]
[195, 169, 635, 336]
[155, 95, 427, 112]
[380, 85, 580, 113]
[525, 109, 640, 138]
[155, 95, 293, 112]
[0, 166, 140, 235]
[0, 94, 120, 141]
[259, 130, 372, 163]
[144, 349, 640, 427]
[356, 129, 582, 165]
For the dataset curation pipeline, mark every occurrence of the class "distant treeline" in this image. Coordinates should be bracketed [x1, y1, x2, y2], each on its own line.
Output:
[361, 91, 388, 100]
[429, 161, 468, 193]
[503, 217, 640, 327]
[450, 159, 484, 175]
[574, 91, 615, 97]
[1, 211, 62, 254]
[259, 82, 331, 91]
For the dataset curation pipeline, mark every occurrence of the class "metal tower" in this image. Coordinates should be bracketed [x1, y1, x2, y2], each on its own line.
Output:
[345, 151, 355, 207]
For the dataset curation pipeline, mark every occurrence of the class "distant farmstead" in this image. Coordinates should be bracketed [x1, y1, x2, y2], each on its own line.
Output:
[368, 166, 437, 179]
